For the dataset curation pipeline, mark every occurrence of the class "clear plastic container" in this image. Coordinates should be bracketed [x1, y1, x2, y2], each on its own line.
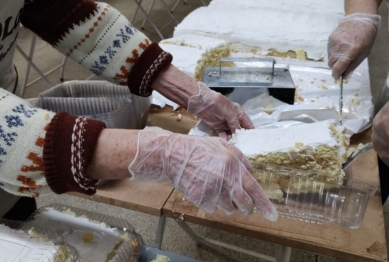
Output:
[27, 204, 143, 262]
[0, 219, 78, 262]
[251, 164, 377, 228]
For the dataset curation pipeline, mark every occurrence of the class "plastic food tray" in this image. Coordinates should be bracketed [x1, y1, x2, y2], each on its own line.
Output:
[31, 80, 150, 129]
[28, 204, 143, 262]
[0, 219, 78, 262]
[138, 245, 203, 262]
[251, 164, 377, 228]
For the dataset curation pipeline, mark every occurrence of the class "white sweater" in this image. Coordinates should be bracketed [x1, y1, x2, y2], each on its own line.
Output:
[0, 0, 172, 216]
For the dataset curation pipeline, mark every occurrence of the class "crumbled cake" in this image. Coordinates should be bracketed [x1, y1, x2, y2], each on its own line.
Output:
[231, 120, 350, 182]
[32, 207, 140, 262]
[0, 224, 70, 262]
[150, 254, 170, 262]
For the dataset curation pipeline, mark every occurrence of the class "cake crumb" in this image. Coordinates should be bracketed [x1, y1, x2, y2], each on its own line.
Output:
[295, 142, 304, 148]
[320, 85, 328, 90]
[150, 254, 170, 262]
[82, 232, 95, 243]
[351, 98, 361, 105]
[176, 113, 182, 121]
[28, 227, 47, 242]
[295, 48, 306, 61]
[64, 208, 76, 216]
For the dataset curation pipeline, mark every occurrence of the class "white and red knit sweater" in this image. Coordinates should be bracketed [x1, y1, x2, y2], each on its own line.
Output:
[0, 0, 172, 199]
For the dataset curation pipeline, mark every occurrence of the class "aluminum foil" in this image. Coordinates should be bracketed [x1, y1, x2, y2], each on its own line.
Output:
[190, 58, 373, 136]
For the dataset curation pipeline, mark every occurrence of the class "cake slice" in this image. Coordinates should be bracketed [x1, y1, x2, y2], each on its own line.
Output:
[159, 34, 230, 80]
[230, 120, 349, 203]
[230, 120, 350, 182]
[0, 224, 70, 262]
[173, 5, 341, 61]
[32, 207, 140, 262]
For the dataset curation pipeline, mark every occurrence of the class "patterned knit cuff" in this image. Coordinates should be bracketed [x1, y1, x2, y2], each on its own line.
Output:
[127, 42, 173, 97]
[43, 112, 106, 195]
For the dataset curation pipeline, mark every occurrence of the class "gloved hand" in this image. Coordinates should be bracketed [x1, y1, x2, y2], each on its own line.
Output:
[187, 82, 254, 140]
[328, 13, 381, 80]
[372, 101, 389, 157]
[129, 127, 278, 221]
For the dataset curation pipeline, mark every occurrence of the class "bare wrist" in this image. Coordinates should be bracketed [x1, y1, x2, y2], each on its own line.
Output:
[345, 0, 381, 15]
[151, 64, 199, 108]
[86, 129, 139, 180]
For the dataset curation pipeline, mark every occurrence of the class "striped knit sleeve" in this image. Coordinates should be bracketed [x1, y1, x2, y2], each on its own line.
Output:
[21, 0, 172, 97]
[0, 88, 105, 197]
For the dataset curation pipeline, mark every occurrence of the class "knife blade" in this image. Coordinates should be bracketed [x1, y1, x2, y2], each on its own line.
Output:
[339, 75, 344, 126]
[342, 142, 373, 170]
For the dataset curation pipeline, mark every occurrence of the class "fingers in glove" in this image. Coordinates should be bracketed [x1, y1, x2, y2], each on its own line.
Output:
[331, 58, 351, 80]
[242, 172, 278, 221]
[216, 130, 229, 141]
[372, 125, 389, 158]
[236, 103, 255, 129]
[216, 190, 236, 215]
[345, 52, 370, 77]
[231, 175, 255, 215]
[224, 108, 241, 134]
[220, 139, 252, 171]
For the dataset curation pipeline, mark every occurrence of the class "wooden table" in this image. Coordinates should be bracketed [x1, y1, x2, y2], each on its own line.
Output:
[71, 105, 387, 262]
[71, 105, 197, 216]
[163, 128, 388, 262]
[69, 106, 198, 248]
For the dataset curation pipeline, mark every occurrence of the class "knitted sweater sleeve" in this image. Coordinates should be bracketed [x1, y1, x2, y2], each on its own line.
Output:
[20, 0, 172, 96]
[0, 88, 105, 197]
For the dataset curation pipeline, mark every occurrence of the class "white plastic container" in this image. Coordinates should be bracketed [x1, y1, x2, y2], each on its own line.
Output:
[252, 164, 377, 228]
[33, 80, 150, 129]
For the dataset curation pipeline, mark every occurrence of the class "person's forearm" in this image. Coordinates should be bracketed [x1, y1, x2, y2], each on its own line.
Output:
[345, 0, 382, 15]
[86, 129, 139, 180]
[151, 64, 199, 109]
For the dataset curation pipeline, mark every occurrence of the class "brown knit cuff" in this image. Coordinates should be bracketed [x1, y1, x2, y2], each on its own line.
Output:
[127, 42, 173, 97]
[43, 112, 106, 195]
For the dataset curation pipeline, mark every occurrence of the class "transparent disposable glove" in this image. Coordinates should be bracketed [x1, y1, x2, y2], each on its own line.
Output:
[372, 101, 389, 157]
[129, 127, 278, 221]
[187, 82, 255, 140]
[328, 13, 381, 80]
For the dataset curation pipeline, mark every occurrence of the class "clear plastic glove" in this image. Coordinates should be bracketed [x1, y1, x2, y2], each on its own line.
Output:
[187, 82, 255, 140]
[328, 13, 381, 80]
[372, 101, 389, 157]
[129, 127, 278, 221]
